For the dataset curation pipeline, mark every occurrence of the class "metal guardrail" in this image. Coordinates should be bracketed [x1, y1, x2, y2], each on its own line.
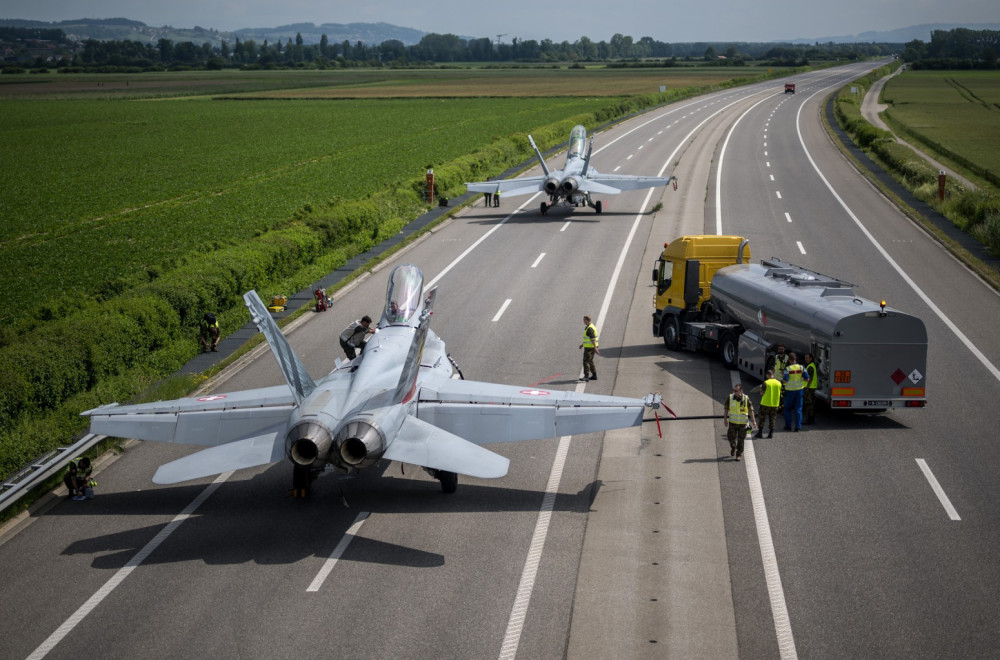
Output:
[0, 433, 105, 513]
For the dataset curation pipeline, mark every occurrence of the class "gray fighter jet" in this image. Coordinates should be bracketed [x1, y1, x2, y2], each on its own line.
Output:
[83, 264, 662, 495]
[466, 124, 677, 215]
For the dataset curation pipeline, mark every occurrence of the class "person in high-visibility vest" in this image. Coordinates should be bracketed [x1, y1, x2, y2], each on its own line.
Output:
[723, 382, 756, 461]
[803, 352, 819, 425]
[199, 312, 220, 353]
[751, 369, 783, 438]
[772, 344, 789, 412]
[578, 315, 600, 381]
[64, 456, 94, 501]
[783, 352, 806, 431]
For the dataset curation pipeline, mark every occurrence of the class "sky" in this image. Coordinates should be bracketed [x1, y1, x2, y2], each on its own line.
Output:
[3, 0, 997, 43]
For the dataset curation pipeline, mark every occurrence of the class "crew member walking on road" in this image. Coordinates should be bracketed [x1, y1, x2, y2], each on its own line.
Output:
[803, 352, 818, 425]
[752, 369, 782, 438]
[723, 383, 756, 461]
[64, 456, 94, 501]
[579, 315, 599, 381]
[339, 315, 375, 360]
[199, 312, 220, 353]
[783, 352, 805, 431]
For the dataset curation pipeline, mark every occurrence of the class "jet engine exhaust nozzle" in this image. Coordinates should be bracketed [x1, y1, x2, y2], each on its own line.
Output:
[543, 177, 561, 195]
[286, 421, 334, 468]
[335, 418, 386, 468]
[560, 177, 580, 195]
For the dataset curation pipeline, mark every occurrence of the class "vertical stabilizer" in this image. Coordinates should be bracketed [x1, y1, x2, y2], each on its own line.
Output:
[581, 135, 594, 177]
[243, 291, 316, 405]
[392, 287, 436, 405]
[528, 135, 551, 177]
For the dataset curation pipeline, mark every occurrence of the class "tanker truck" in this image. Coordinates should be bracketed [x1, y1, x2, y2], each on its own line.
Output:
[652, 235, 927, 410]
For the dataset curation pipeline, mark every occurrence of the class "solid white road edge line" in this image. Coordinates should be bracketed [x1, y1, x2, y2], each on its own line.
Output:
[915, 459, 961, 521]
[498, 182, 655, 660]
[731, 372, 799, 660]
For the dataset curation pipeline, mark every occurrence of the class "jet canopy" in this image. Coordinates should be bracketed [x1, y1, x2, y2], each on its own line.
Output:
[567, 125, 587, 161]
[383, 264, 424, 325]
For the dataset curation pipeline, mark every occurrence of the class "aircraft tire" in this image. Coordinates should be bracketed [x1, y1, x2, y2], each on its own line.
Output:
[595, 200, 602, 214]
[438, 470, 458, 493]
[540, 202, 548, 215]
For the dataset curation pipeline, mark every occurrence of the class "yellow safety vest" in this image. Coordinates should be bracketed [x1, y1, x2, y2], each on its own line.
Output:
[582, 323, 598, 349]
[773, 354, 789, 374]
[785, 364, 805, 391]
[727, 394, 749, 424]
[805, 362, 817, 389]
[761, 378, 782, 407]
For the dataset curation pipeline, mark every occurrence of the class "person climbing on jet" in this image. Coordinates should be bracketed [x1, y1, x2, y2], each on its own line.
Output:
[339, 315, 375, 360]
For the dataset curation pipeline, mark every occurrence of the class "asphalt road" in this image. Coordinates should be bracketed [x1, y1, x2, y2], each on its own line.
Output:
[2, 60, 998, 660]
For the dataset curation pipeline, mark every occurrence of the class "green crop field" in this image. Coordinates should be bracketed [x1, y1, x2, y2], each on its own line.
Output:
[0, 95, 619, 325]
[881, 71, 1000, 184]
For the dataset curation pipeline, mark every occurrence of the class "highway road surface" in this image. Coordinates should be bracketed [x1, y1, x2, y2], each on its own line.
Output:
[3, 60, 998, 660]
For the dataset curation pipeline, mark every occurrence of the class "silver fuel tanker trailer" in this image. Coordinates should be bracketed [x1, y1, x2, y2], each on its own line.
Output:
[652, 235, 927, 410]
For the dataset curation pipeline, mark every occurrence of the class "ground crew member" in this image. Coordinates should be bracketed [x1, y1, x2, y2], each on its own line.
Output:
[752, 369, 782, 438]
[339, 315, 374, 360]
[783, 352, 805, 431]
[803, 353, 818, 425]
[723, 382, 756, 461]
[64, 456, 94, 501]
[772, 344, 789, 412]
[579, 315, 599, 381]
[493, 190, 500, 207]
[199, 312, 220, 352]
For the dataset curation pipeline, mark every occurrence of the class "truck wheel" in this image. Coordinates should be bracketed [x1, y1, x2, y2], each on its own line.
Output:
[720, 332, 739, 370]
[662, 316, 680, 351]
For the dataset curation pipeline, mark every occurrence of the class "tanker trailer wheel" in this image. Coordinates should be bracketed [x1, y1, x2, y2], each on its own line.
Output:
[719, 332, 739, 370]
[662, 315, 680, 351]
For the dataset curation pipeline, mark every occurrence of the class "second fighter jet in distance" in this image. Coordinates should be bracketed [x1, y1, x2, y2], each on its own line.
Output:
[466, 124, 676, 215]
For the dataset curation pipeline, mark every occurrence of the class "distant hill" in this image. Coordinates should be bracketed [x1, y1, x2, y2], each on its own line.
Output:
[231, 22, 428, 46]
[789, 22, 1000, 44]
[0, 18, 430, 47]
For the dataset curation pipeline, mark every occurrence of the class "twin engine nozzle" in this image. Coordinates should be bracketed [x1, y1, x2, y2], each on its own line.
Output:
[286, 418, 386, 470]
[543, 176, 581, 196]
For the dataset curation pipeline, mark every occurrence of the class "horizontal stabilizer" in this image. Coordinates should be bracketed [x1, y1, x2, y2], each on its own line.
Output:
[152, 429, 286, 484]
[383, 415, 509, 479]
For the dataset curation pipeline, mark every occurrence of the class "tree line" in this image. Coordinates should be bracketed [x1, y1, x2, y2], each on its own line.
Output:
[902, 28, 999, 69]
[1, 26, 898, 72]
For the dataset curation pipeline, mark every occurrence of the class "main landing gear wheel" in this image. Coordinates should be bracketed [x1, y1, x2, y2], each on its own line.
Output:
[437, 470, 458, 493]
[540, 202, 548, 215]
[595, 200, 603, 214]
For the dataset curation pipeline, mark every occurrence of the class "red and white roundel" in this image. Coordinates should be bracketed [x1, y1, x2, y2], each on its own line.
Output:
[519, 389, 550, 396]
[197, 395, 228, 401]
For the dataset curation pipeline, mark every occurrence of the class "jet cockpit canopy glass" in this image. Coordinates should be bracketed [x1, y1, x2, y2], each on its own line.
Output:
[383, 264, 424, 325]
[567, 125, 587, 160]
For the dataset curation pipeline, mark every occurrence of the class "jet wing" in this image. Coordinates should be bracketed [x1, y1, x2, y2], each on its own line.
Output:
[415, 379, 659, 444]
[582, 172, 675, 193]
[383, 415, 510, 478]
[466, 177, 546, 198]
[152, 428, 286, 484]
[81, 385, 296, 447]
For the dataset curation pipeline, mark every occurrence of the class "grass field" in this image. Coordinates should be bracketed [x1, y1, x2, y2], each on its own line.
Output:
[0, 94, 619, 325]
[881, 70, 1000, 184]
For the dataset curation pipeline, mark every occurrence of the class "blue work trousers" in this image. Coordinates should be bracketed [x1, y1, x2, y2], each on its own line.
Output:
[783, 389, 803, 430]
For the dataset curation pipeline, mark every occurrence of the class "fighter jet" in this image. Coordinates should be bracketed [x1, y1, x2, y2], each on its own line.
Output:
[466, 124, 677, 215]
[83, 264, 662, 495]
